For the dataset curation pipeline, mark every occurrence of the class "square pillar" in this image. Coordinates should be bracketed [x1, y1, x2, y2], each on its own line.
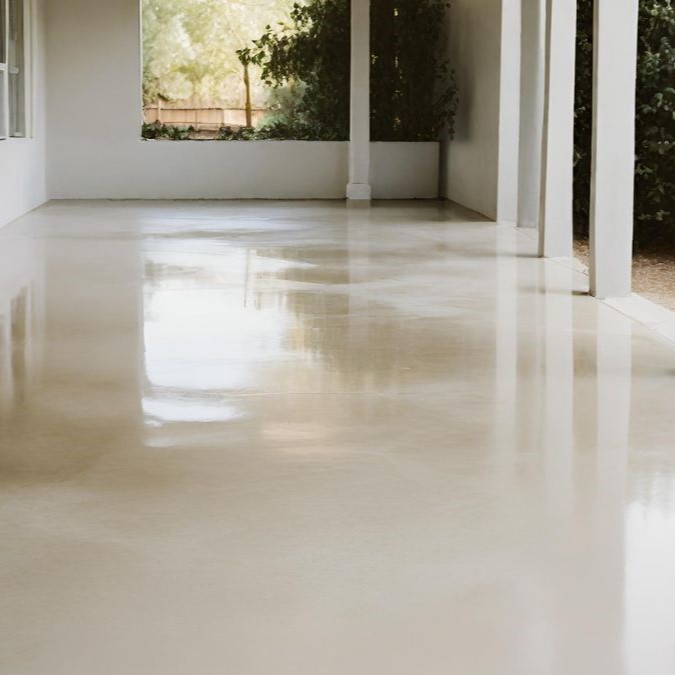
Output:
[518, 0, 546, 229]
[496, 0, 521, 223]
[347, 0, 371, 201]
[538, 0, 577, 258]
[589, 0, 639, 298]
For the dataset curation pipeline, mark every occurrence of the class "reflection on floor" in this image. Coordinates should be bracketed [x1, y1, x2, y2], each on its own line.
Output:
[1, 201, 675, 675]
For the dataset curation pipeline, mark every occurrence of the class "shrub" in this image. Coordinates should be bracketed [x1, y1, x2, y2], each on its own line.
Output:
[239, 0, 458, 141]
[574, 0, 675, 250]
[218, 126, 258, 140]
[142, 121, 195, 140]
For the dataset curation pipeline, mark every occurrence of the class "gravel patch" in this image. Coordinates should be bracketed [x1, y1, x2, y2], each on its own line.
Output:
[574, 238, 675, 312]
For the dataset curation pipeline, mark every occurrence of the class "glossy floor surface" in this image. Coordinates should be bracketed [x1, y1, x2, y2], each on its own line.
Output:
[2, 201, 675, 675]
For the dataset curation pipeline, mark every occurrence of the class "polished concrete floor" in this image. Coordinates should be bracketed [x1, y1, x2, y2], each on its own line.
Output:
[2, 201, 675, 674]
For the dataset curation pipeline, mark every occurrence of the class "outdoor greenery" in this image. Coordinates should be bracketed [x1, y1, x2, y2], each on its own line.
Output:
[574, 0, 675, 249]
[142, 121, 195, 140]
[240, 0, 457, 141]
[142, 0, 294, 108]
[141, 120, 317, 141]
[142, 0, 457, 142]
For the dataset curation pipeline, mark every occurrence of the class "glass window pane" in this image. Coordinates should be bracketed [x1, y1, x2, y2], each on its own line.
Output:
[8, 0, 25, 137]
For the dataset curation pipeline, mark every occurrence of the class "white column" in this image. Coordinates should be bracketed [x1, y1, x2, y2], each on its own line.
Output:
[496, 0, 521, 223]
[347, 0, 371, 201]
[538, 0, 577, 258]
[518, 0, 546, 229]
[589, 0, 639, 298]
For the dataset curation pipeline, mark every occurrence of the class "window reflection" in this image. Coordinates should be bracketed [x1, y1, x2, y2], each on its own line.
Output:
[0, 240, 44, 417]
[141, 243, 301, 435]
[626, 478, 675, 674]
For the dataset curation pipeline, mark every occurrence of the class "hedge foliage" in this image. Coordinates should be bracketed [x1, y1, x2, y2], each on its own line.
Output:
[239, 0, 458, 141]
[574, 0, 675, 249]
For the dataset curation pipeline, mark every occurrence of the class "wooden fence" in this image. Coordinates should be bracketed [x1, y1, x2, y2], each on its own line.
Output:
[144, 106, 267, 130]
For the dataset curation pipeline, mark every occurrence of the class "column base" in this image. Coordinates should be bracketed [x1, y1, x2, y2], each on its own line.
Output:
[347, 183, 372, 201]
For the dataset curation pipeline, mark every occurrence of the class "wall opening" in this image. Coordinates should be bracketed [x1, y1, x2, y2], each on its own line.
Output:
[140, 0, 350, 141]
[0, 0, 30, 140]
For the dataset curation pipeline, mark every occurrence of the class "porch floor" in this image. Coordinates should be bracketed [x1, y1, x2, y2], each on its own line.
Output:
[2, 201, 675, 674]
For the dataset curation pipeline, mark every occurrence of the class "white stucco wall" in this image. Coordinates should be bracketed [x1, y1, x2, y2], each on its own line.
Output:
[45, 0, 349, 200]
[44, 0, 442, 201]
[2, 0, 512, 215]
[441, 0, 520, 222]
[0, 0, 47, 229]
[371, 143, 439, 200]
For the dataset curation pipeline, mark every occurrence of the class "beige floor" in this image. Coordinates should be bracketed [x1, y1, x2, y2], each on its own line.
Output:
[2, 201, 675, 675]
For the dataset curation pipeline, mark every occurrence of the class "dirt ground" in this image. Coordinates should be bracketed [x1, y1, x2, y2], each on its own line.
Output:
[574, 238, 675, 312]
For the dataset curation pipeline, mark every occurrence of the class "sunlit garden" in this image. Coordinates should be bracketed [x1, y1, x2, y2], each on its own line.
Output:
[141, 0, 457, 142]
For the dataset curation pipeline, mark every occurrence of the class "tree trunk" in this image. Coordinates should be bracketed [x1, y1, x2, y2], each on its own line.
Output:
[244, 63, 253, 128]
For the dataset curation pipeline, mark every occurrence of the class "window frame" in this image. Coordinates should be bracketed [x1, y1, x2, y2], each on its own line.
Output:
[0, 0, 32, 141]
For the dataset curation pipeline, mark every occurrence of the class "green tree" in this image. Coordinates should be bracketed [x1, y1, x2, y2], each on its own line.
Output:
[238, 0, 351, 139]
[142, 0, 298, 107]
[240, 0, 458, 141]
